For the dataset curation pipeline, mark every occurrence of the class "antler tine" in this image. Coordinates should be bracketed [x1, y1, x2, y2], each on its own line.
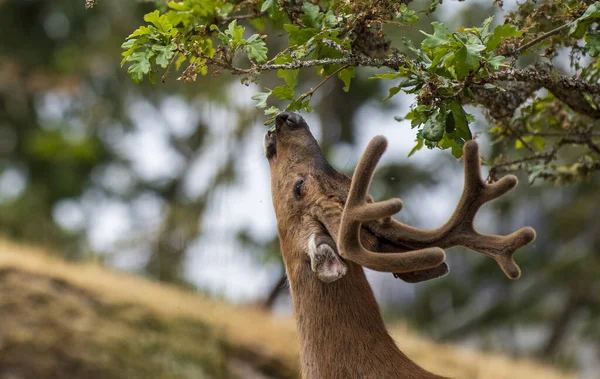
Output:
[337, 136, 446, 273]
[445, 141, 536, 279]
[364, 140, 536, 279]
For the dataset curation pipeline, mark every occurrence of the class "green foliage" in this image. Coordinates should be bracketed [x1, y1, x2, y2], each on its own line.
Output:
[121, 10, 181, 83]
[120, 0, 600, 175]
[260, 0, 282, 20]
[569, 2, 600, 38]
[569, 2, 600, 56]
[122, 2, 268, 83]
[396, 4, 419, 25]
[371, 17, 515, 157]
[118, 1, 527, 157]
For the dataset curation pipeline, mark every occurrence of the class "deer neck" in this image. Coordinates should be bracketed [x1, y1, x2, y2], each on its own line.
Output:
[285, 257, 444, 379]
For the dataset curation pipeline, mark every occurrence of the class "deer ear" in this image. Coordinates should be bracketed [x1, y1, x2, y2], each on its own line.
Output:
[308, 235, 348, 283]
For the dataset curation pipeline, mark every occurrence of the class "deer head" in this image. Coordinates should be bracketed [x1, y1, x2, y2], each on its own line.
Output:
[265, 112, 352, 282]
[265, 111, 536, 284]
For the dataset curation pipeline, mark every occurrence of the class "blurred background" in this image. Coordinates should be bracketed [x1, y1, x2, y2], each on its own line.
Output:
[0, 0, 598, 378]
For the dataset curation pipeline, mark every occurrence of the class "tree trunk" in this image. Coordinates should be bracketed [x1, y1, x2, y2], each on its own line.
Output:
[263, 270, 288, 309]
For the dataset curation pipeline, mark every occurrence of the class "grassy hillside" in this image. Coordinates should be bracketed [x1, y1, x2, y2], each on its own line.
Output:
[0, 239, 573, 379]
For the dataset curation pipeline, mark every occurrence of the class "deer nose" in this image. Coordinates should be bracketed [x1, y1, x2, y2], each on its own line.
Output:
[276, 112, 303, 126]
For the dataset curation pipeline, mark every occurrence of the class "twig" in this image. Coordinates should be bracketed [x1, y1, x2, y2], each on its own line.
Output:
[494, 153, 555, 168]
[190, 51, 410, 74]
[522, 131, 600, 137]
[221, 10, 268, 23]
[162, 52, 180, 83]
[486, 67, 600, 97]
[295, 64, 350, 102]
[504, 123, 537, 154]
[587, 140, 600, 155]
[321, 39, 351, 57]
[493, 160, 600, 181]
[513, 23, 572, 56]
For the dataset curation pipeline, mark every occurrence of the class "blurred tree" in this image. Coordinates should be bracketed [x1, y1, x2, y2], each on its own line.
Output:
[0, 0, 261, 283]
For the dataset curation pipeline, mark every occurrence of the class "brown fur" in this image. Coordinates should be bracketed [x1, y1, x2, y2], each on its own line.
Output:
[265, 112, 535, 379]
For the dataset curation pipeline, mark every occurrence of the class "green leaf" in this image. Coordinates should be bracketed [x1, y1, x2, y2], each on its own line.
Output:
[286, 97, 312, 113]
[397, 4, 419, 25]
[408, 139, 424, 157]
[284, 24, 318, 46]
[453, 44, 480, 78]
[515, 136, 534, 149]
[175, 54, 187, 70]
[403, 38, 431, 64]
[584, 92, 598, 110]
[447, 100, 472, 141]
[528, 165, 547, 185]
[274, 54, 299, 88]
[405, 105, 434, 128]
[585, 32, 600, 57]
[272, 85, 295, 100]
[217, 3, 234, 16]
[210, 25, 229, 46]
[144, 10, 162, 29]
[370, 72, 404, 80]
[532, 136, 546, 151]
[421, 22, 451, 49]
[277, 69, 298, 88]
[383, 85, 401, 102]
[168, 1, 190, 11]
[121, 38, 137, 50]
[487, 55, 507, 70]
[227, 20, 245, 46]
[252, 91, 272, 109]
[439, 135, 464, 158]
[482, 83, 506, 92]
[127, 52, 152, 84]
[121, 36, 149, 65]
[127, 25, 152, 39]
[426, 0, 442, 15]
[570, 2, 600, 38]
[264, 106, 280, 125]
[144, 10, 172, 33]
[246, 34, 268, 63]
[338, 67, 355, 92]
[153, 43, 177, 68]
[421, 110, 446, 142]
[164, 10, 184, 29]
[301, 2, 323, 29]
[265, 106, 281, 116]
[261, 0, 281, 20]
[486, 24, 523, 51]
[463, 87, 475, 101]
[480, 16, 494, 43]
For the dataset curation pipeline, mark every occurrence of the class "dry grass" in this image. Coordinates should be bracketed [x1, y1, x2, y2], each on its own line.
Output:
[0, 239, 574, 379]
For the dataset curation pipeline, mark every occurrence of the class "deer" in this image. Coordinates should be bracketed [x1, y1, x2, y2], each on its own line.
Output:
[264, 111, 536, 379]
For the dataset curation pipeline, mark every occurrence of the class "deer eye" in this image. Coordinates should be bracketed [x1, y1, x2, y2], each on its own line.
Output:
[294, 179, 304, 200]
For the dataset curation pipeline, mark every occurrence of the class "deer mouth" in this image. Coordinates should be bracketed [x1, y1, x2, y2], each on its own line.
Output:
[264, 112, 306, 160]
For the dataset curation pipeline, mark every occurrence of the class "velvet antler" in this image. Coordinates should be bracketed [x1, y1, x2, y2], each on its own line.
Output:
[337, 136, 447, 273]
[339, 136, 536, 279]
